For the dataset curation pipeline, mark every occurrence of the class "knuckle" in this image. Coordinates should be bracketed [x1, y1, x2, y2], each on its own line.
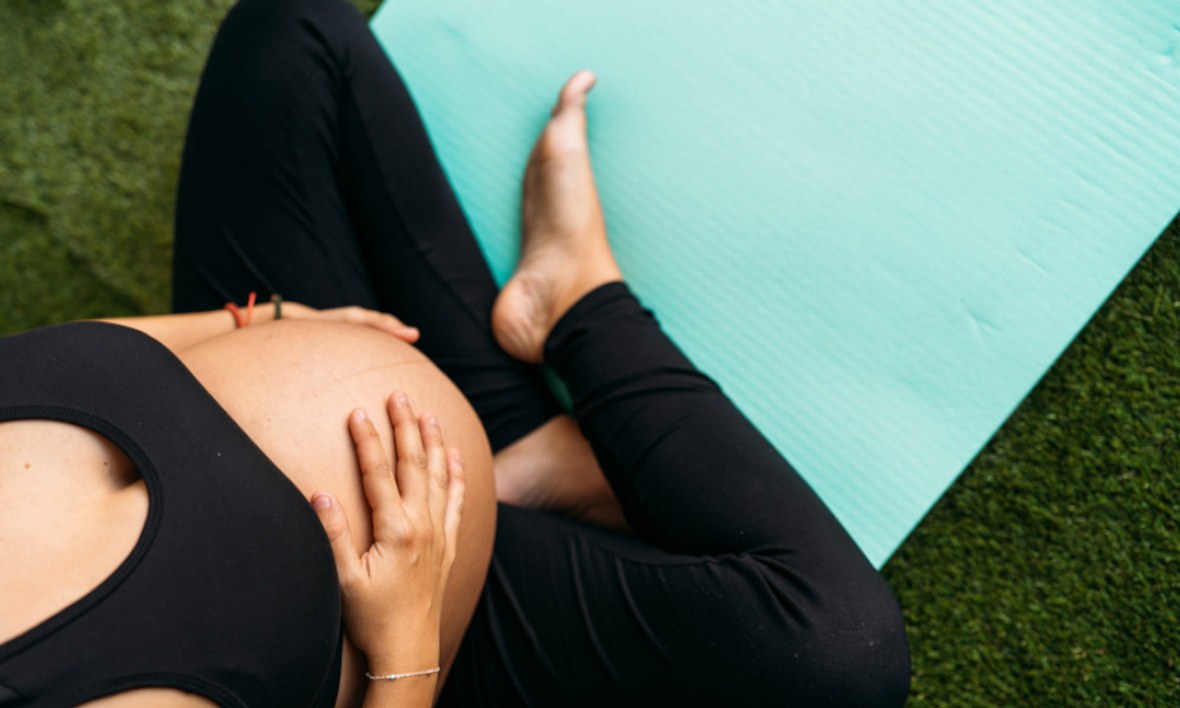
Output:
[391, 519, 414, 544]
[375, 510, 399, 534]
[323, 520, 346, 542]
[397, 525, 422, 549]
[337, 569, 359, 590]
[426, 420, 443, 442]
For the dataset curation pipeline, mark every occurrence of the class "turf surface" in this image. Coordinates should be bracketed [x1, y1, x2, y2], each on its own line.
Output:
[1, 1, 1176, 703]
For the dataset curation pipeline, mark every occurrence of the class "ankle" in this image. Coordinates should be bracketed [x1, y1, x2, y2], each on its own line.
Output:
[550, 264, 623, 333]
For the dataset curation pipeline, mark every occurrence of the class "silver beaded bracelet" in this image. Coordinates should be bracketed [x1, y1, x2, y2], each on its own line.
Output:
[365, 667, 441, 681]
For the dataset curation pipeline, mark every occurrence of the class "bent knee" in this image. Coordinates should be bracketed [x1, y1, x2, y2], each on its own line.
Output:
[220, 0, 367, 55]
[724, 560, 911, 706]
[783, 573, 911, 706]
[807, 596, 911, 705]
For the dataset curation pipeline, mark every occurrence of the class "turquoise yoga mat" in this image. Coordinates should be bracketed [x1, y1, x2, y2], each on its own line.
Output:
[371, 1, 1180, 567]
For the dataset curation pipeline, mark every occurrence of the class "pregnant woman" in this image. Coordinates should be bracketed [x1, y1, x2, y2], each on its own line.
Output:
[0, 0, 910, 705]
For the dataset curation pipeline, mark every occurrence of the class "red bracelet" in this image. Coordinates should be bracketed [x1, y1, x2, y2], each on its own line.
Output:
[224, 291, 258, 329]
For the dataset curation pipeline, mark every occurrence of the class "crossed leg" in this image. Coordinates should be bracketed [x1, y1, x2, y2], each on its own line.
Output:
[173, 0, 911, 703]
[437, 68, 911, 708]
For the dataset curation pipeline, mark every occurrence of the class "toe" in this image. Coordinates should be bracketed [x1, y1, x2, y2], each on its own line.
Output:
[553, 70, 597, 116]
[537, 72, 597, 158]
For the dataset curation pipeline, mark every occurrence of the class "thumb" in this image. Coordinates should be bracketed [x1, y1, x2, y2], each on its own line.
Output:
[311, 493, 360, 584]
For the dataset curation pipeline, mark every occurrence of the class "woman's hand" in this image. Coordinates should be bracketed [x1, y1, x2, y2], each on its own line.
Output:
[96, 302, 418, 355]
[278, 302, 421, 343]
[310, 392, 465, 673]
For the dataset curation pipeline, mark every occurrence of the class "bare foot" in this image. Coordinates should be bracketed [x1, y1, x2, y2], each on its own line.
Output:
[494, 414, 628, 530]
[492, 70, 623, 364]
[490, 71, 628, 529]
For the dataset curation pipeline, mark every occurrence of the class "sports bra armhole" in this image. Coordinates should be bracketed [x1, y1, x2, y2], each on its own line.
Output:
[0, 405, 163, 662]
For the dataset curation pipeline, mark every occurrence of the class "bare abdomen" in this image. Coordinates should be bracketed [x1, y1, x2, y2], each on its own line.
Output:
[178, 320, 496, 706]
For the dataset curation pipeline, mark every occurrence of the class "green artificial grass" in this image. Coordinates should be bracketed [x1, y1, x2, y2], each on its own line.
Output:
[1, 0, 1177, 704]
[883, 222, 1180, 704]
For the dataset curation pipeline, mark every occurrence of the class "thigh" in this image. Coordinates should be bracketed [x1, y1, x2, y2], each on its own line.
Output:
[172, 0, 376, 311]
[443, 504, 910, 707]
[438, 508, 807, 707]
[172, 0, 560, 449]
[177, 321, 496, 702]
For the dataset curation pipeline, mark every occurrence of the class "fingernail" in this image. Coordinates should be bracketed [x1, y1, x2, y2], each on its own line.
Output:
[395, 392, 408, 406]
[353, 409, 367, 423]
[312, 494, 332, 509]
[426, 414, 438, 427]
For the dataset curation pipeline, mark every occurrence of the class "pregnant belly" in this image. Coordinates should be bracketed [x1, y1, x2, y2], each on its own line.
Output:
[178, 320, 496, 707]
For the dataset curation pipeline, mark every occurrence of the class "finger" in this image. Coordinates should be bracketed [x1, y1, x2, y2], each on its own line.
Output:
[333, 306, 420, 343]
[388, 325, 420, 343]
[311, 493, 361, 585]
[388, 392, 428, 506]
[348, 409, 404, 536]
[272, 301, 314, 323]
[441, 448, 466, 574]
[418, 412, 450, 529]
[366, 309, 420, 343]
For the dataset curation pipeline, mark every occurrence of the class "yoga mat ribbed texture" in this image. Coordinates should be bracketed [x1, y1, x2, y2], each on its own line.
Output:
[372, 0, 1180, 566]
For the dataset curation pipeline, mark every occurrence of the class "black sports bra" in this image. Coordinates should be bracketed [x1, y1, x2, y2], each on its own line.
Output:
[0, 323, 342, 707]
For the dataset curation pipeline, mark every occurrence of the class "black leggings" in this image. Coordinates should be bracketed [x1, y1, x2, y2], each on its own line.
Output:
[172, 1, 910, 704]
